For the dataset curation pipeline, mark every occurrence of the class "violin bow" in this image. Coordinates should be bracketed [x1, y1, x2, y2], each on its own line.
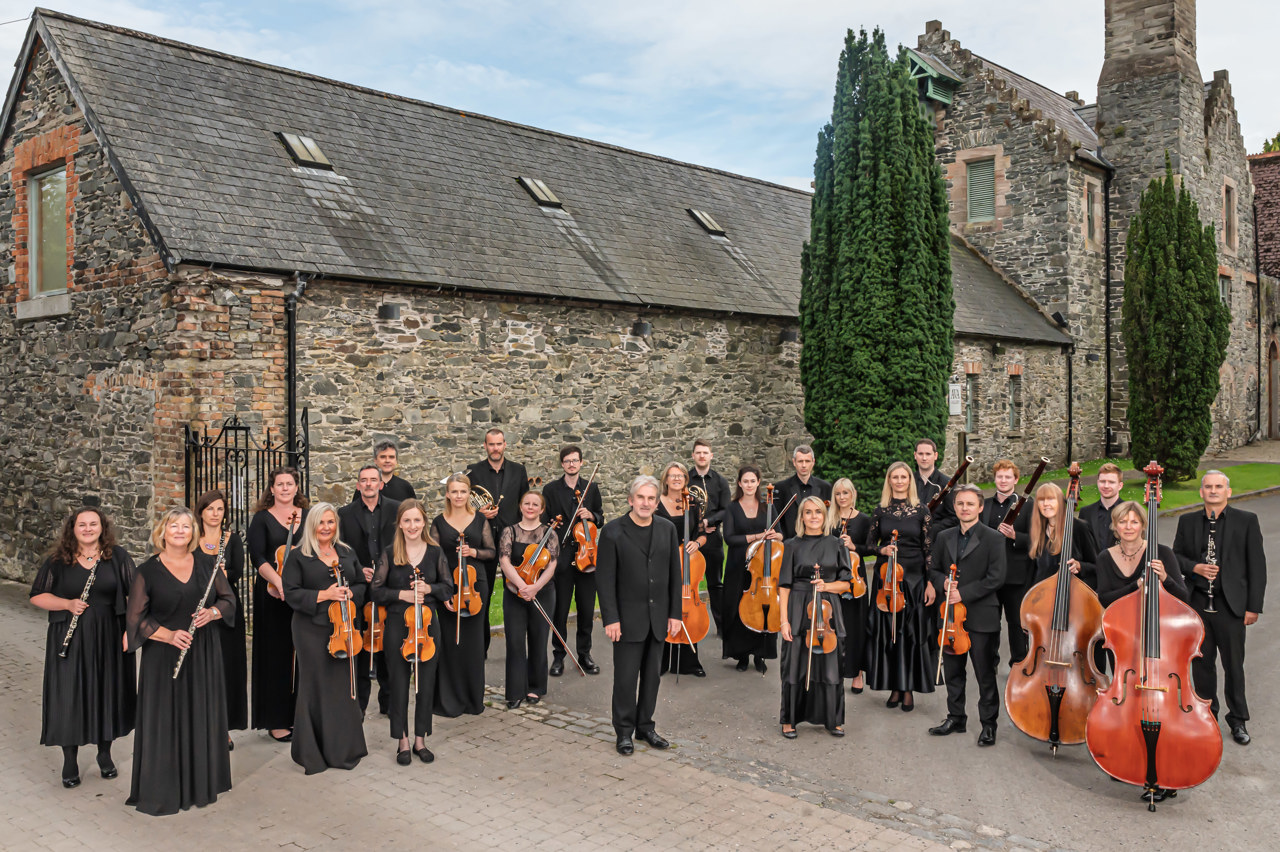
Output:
[935, 564, 954, 686]
[806, 563, 820, 691]
[561, 463, 601, 545]
[531, 597, 587, 677]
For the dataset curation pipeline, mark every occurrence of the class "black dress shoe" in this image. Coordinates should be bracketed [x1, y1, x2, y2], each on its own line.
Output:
[736, 659, 750, 672]
[754, 658, 767, 674]
[692, 668, 707, 677]
[506, 699, 523, 710]
[616, 736, 634, 755]
[781, 726, 797, 739]
[850, 684, 864, 695]
[227, 738, 235, 752]
[269, 730, 292, 743]
[396, 748, 412, 766]
[414, 745, 435, 764]
[638, 730, 670, 749]
[977, 724, 997, 747]
[900, 693, 915, 713]
[828, 727, 845, 737]
[526, 694, 541, 705]
[1231, 724, 1251, 745]
[62, 776, 81, 789]
[929, 718, 967, 736]
[581, 654, 601, 675]
[549, 658, 564, 677]
[886, 691, 901, 708]
[99, 764, 118, 780]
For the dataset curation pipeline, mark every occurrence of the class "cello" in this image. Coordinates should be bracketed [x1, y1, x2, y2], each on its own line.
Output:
[1004, 463, 1107, 753]
[1086, 461, 1222, 810]
[669, 487, 711, 649]
[739, 486, 797, 634]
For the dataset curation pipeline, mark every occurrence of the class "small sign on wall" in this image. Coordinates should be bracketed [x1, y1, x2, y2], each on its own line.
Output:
[948, 383, 963, 416]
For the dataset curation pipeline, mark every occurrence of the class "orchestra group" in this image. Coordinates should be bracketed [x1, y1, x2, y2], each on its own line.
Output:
[29, 431, 1267, 815]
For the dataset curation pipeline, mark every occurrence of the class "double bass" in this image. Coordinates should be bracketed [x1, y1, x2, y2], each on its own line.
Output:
[1086, 461, 1222, 810]
[739, 486, 796, 634]
[669, 488, 711, 648]
[1004, 463, 1106, 753]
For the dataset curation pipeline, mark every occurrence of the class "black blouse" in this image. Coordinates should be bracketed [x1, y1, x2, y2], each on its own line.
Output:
[1094, 544, 1188, 608]
[655, 498, 702, 546]
[30, 545, 135, 624]
[126, 552, 236, 649]
[283, 545, 367, 626]
[371, 544, 453, 613]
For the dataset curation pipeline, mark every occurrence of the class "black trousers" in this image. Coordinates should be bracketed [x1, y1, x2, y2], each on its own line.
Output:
[482, 561, 498, 655]
[551, 558, 597, 659]
[1190, 591, 1250, 726]
[997, 581, 1029, 667]
[504, 585, 555, 702]
[383, 611, 437, 739]
[699, 532, 725, 634]
[612, 630, 664, 738]
[943, 629, 1000, 727]
[355, 606, 390, 714]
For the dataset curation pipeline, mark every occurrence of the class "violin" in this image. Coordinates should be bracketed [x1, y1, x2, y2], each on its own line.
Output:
[273, 509, 301, 578]
[840, 517, 867, 597]
[402, 565, 436, 693]
[934, 562, 970, 684]
[668, 487, 711, 647]
[447, 532, 483, 643]
[739, 485, 795, 634]
[560, 465, 602, 573]
[1086, 461, 1222, 810]
[804, 563, 838, 689]
[1004, 462, 1107, 753]
[512, 516, 563, 588]
[326, 562, 363, 699]
[875, 530, 904, 641]
[362, 601, 384, 656]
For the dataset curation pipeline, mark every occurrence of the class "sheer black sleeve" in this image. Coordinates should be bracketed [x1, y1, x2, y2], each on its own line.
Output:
[498, 526, 516, 563]
[29, 556, 60, 598]
[372, 548, 398, 605]
[247, 512, 272, 570]
[125, 566, 159, 652]
[921, 508, 934, 573]
[430, 547, 455, 603]
[474, 520, 496, 562]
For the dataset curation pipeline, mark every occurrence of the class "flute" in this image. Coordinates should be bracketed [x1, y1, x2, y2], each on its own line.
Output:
[59, 551, 102, 658]
[173, 532, 228, 679]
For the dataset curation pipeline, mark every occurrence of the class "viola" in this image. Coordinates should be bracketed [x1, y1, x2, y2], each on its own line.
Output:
[512, 516, 563, 588]
[401, 565, 436, 694]
[875, 530, 904, 641]
[669, 488, 711, 647]
[1086, 461, 1222, 810]
[840, 517, 867, 597]
[934, 562, 970, 684]
[362, 601, 384, 655]
[326, 562, 363, 700]
[739, 486, 796, 634]
[446, 532, 483, 643]
[1004, 462, 1107, 753]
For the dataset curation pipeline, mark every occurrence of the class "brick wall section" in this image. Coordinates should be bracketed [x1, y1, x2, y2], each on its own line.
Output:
[10, 125, 79, 297]
[1250, 152, 1280, 278]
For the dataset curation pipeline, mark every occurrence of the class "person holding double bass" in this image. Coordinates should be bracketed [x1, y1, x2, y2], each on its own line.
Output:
[778, 496, 853, 738]
[721, 465, 782, 672]
[499, 491, 559, 709]
[655, 462, 707, 677]
[543, 445, 603, 676]
[927, 485, 1006, 746]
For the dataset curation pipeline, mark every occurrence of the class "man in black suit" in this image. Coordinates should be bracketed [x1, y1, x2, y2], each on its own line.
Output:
[1173, 470, 1267, 745]
[337, 465, 400, 714]
[914, 437, 957, 533]
[466, 428, 529, 653]
[1078, 462, 1123, 552]
[928, 485, 1007, 746]
[689, 439, 732, 635]
[543, 444, 604, 676]
[596, 474, 682, 756]
[981, 460, 1033, 668]
[374, 439, 417, 502]
[774, 445, 831, 538]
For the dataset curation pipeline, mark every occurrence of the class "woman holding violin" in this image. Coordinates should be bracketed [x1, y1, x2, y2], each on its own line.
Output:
[282, 503, 368, 775]
[499, 491, 560, 708]
[246, 466, 308, 742]
[865, 461, 936, 712]
[828, 478, 875, 693]
[431, 473, 495, 717]
[655, 462, 708, 677]
[194, 490, 248, 742]
[778, 496, 853, 738]
[721, 465, 780, 672]
[1028, 482, 1097, 587]
[372, 499, 452, 766]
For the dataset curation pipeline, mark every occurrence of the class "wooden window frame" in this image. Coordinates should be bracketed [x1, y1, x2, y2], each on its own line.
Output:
[28, 164, 70, 298]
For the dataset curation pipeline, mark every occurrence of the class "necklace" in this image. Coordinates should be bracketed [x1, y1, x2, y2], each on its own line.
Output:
[1118, 541, 1144, 560]
[201, 539, 218, 551]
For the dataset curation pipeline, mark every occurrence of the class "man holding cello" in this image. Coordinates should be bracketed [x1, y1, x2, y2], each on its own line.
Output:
[543, 445, 605, 676]
[927, 485, 1006, 746]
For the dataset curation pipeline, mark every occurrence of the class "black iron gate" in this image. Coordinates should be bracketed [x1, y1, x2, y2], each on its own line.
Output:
[184, 410, 310, 632]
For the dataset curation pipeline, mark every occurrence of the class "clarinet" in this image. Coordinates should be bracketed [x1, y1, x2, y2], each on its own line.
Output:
[1204, 513, 1219, 614]
[173, 532, 228, 679]
[59, 551, 103, 658]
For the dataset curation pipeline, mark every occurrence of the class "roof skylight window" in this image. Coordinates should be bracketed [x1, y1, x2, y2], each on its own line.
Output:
[517, 176, 562, 208]
[278, 132, 333, 169]
[688, 208, 726, 236]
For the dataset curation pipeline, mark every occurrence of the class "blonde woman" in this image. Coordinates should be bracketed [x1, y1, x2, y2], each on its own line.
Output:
[864, 462, 936, 712]
[1028, 483, 1097, 587]
[282, 502, 368, 774]
[828, 478, 874, 693]
[655, 462, 707, 677]
[126, 507, 234, 815]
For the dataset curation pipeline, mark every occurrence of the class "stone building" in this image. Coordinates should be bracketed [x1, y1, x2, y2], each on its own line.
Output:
[1247, 150, 1280, 437]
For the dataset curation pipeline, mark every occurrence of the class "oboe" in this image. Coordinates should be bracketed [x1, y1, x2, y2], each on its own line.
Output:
[173, 532, 228, 679]
[59, 551, 102, 658]
[1204, 513, 1219, 614]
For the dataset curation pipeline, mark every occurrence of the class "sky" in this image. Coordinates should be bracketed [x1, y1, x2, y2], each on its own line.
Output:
[1, 1, 1276, 190]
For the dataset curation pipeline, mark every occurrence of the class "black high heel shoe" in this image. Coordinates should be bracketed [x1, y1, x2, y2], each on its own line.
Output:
[886, 690, 901, 708]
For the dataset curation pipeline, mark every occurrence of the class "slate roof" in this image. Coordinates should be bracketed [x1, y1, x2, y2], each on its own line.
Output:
[972, 56, 1100, 159]
[2, 9, 1070, 343]
[949, 234, 1070, 345]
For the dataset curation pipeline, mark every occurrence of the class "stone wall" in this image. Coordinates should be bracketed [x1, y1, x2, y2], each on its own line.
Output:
[1252, 153, 1280, 279]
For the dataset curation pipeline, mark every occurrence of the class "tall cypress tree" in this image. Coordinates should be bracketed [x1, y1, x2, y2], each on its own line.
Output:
[800, 28, 953, 505]
[1121, 161, 1230, 482]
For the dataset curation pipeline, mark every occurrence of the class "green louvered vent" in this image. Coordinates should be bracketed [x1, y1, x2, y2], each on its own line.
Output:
[967, 159, 995, 222]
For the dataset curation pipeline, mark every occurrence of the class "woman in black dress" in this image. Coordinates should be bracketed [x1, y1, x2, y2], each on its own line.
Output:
[721, 465, 781, 673]
[865, 461, 936, 712]
[829, 478, 875, 693]
[373, 499, 452, 765]
[1093, 501, 1188, 608]
[656, 462, 707, 677]
[499, 491, 559, 708]
[246, 466, 308, 742]
[1028, 483, 1097, 587]
[126, 507, 234, 816]
[779, 496, 853, 738]
[29, 507, 136, 788]
[195, 490, 248, 743]
[431, 473, 495, 717]
[282, 502, 368, 774]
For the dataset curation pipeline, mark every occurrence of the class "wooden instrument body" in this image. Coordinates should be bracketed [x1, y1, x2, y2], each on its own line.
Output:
[273, 510, 301, 577]
[327, 596, 364, 660]
[573, 519, 599, 573]
[740, 539, 783, 633]
[1004, 571, 1106, 745]
[841, 520, 867, 597]
[515, 540, 554, 587]
[362, 602, 384, 654]
[805, 596, 838, 654]
[875, 563, 905, 613]
[938, 604, 971, 656]
[1086, 577, 1222, 789]
[672, 547, 711, 645]
[446, 533, 484, 617]
[401, 590, 437, 662]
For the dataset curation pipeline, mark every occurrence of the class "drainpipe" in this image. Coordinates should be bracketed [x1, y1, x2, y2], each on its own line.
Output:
[1103, 168, 1115, 455]
[1065, 343, 1075, 462]
[285, 273, 309, 453]
[1255, 200, 1264, 443]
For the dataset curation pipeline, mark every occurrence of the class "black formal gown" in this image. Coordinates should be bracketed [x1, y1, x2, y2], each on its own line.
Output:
[1029, 523, 1097, 587]
[779, 534, 852, 730]
[431, 512, 495, 717]
[1094, 545, 1188, 608]
[283, 546, 369, 774]
[204, 532, 248, 731]
[30, 547, 137, 747]
[373, 544, 452, 739]
[834, 512, 876, 680]
[125, 553, 234, 816]
[721, 500, 779, 663]
[247, 508, 306, 730]
[500, 524, 559, 702]
[865, 499, 936, 694]
[656, 499, 705, 675]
